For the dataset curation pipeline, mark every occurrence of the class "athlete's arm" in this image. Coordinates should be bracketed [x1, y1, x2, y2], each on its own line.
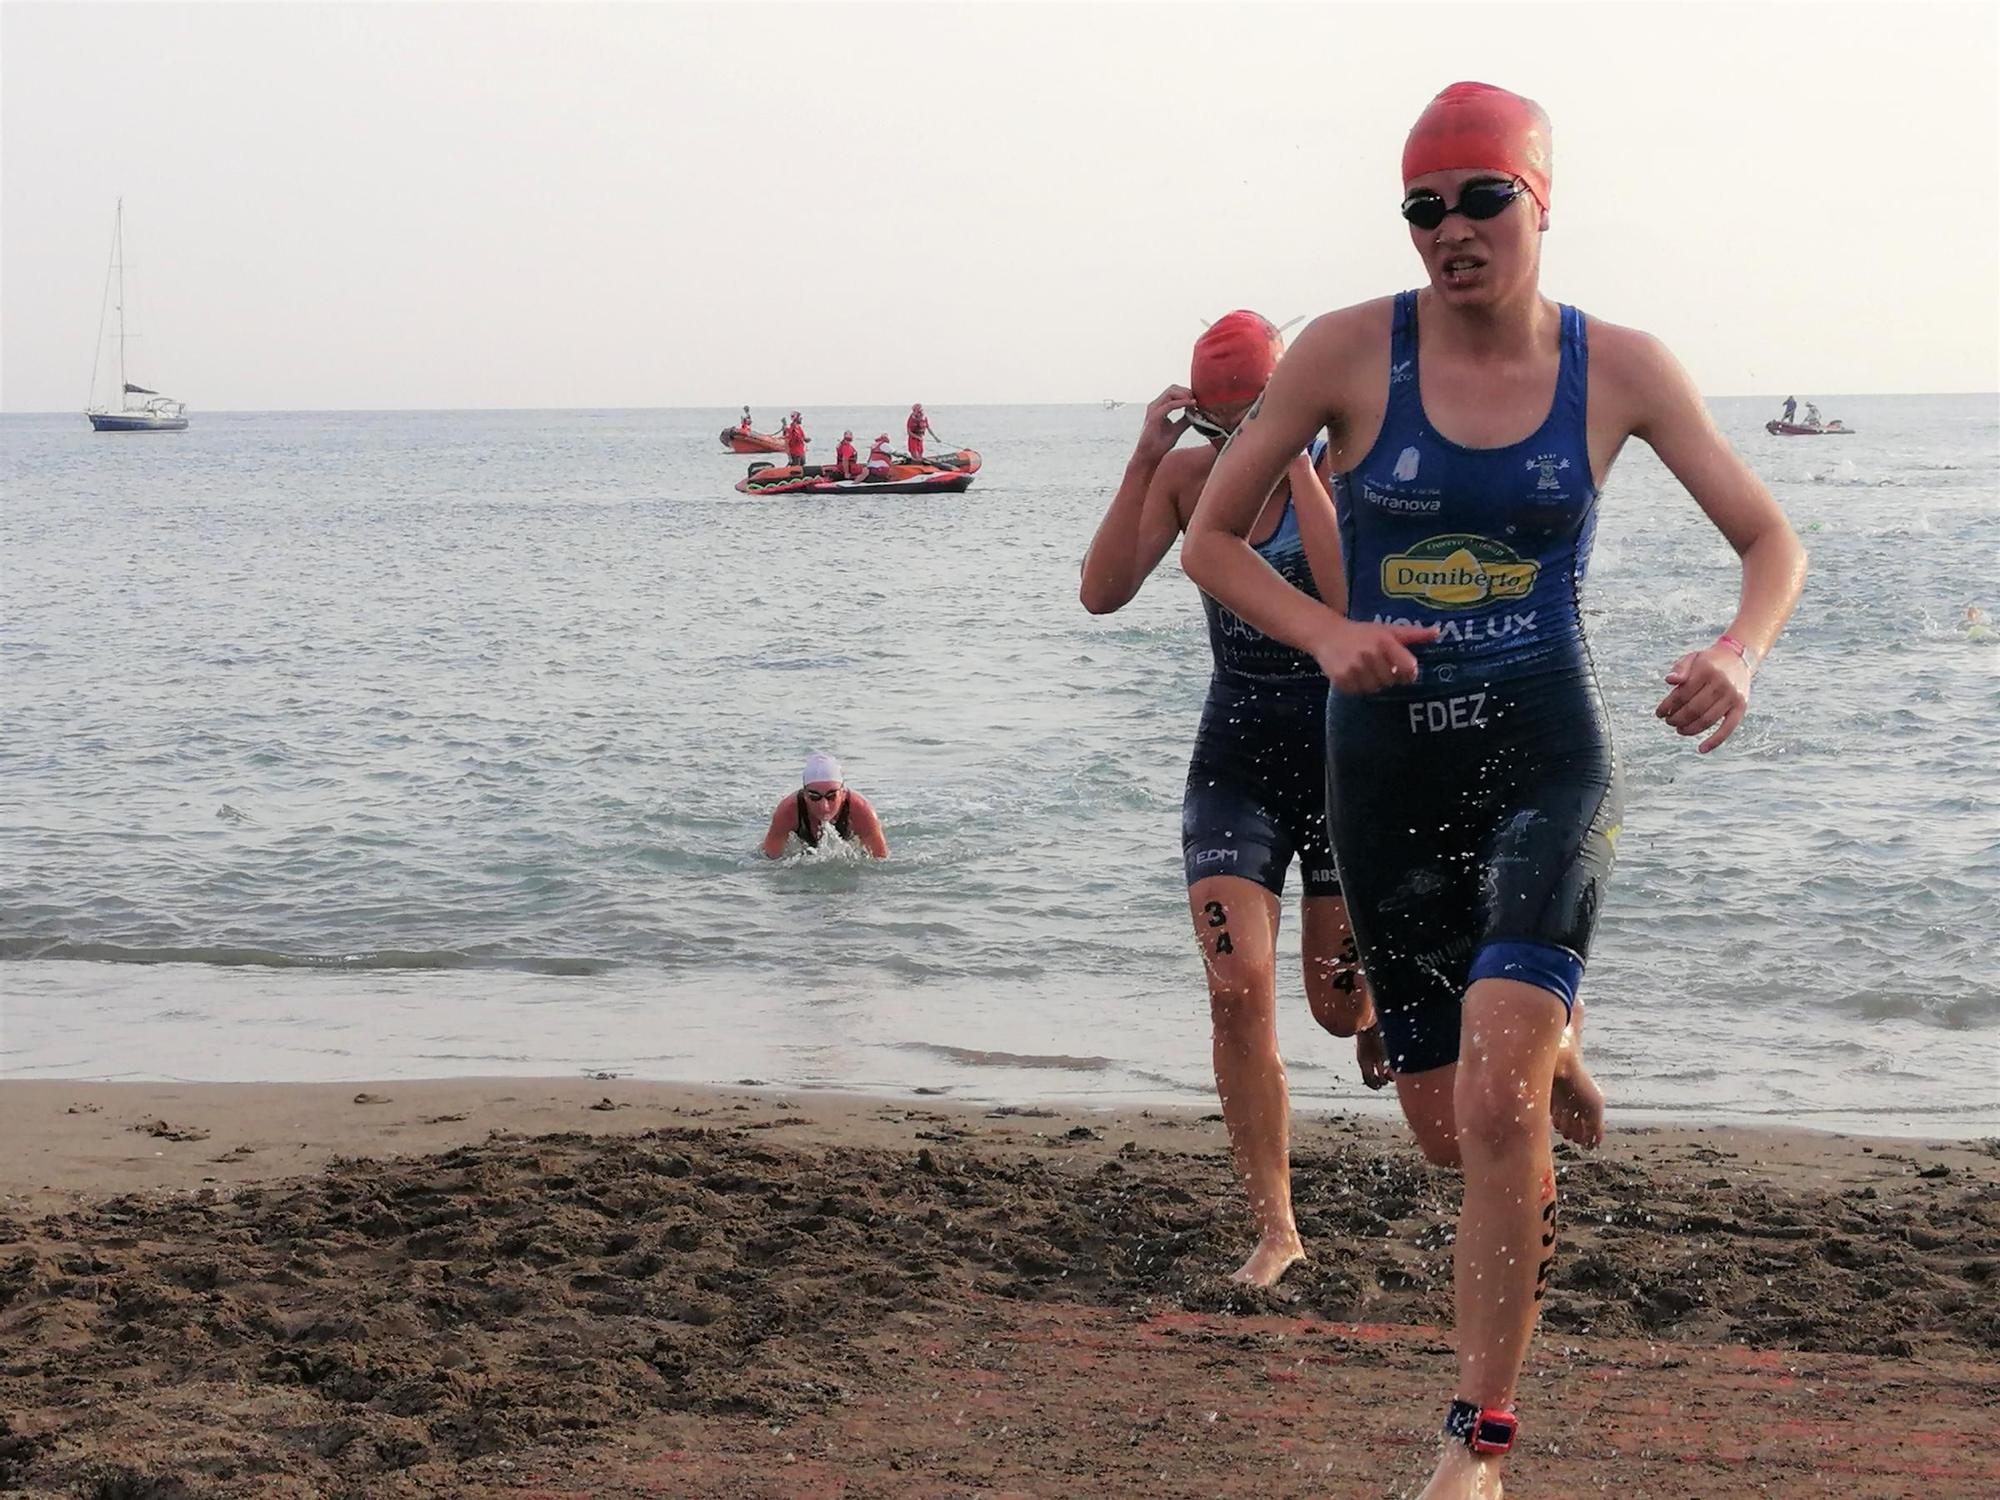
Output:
[847, 794, 890, 859]
[1287, 452, 1349, 617]
[760, 799, 793, 859]
[1080, 387, 1197, 614]
[1184, 314, 1435, 693]
[1608, 328, 1808, 752]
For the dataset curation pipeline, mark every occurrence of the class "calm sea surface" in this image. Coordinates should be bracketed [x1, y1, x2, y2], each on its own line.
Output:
[2, 397, 1996, 1135]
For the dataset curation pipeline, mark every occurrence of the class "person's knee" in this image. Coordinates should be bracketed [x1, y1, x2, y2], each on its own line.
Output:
[1395, 1079, 1462, 1167]
[1307, 986, 1369, 1037]
[1414, 1129, 1462, 1169]
[1452, 1062, 1543, 1157]
[1207, 966, 1278, 1045]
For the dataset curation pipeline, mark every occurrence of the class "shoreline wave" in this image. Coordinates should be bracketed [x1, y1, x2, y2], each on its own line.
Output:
[0, 937, 611, 977]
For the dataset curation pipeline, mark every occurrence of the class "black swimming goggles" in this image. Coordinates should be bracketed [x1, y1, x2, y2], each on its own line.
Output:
[1185, 407, 1236, 445]
[1400, 176, 1531, 231]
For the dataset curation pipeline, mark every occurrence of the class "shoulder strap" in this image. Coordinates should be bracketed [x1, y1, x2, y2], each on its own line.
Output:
[1385, 290, 1422, 420]
[1556, 303, 1590, 427]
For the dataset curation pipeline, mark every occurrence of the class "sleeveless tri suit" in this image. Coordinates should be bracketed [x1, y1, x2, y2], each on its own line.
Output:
[1328, 291, 1621, 1074]
[1182, 482, 1341, 899]
[793, 791, 854, 848]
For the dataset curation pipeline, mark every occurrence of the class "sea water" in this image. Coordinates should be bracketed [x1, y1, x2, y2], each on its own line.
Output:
[2, 397, 1995, 1135]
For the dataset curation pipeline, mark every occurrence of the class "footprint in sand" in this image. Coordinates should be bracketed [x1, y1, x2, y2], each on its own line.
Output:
[352, 1093, 392, 1105]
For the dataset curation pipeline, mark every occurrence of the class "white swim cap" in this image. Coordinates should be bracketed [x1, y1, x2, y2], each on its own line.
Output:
[802, 751, 843, 786]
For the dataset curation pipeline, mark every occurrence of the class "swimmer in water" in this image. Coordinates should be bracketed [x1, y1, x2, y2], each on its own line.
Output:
[1183, 83, 1805, 1497]
[1081, 312, 1390, 1289]
[761, 752, 889, 859]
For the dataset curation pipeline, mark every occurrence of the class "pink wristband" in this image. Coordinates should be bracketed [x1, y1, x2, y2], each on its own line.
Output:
[1715, 634, 1760, 673]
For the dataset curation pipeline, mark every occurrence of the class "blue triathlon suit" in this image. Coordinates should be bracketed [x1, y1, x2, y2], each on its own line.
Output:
[1328, 291, 1621, 1074]
[1183, 474, 1340, 899]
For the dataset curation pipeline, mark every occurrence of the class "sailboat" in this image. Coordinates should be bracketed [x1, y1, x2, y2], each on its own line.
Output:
[85, 199, 188, 432]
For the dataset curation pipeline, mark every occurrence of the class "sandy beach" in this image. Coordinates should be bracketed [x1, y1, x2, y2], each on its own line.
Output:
[1, 1077, 1995, 1498]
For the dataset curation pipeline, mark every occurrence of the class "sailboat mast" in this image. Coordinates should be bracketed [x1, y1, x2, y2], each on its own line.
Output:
[115, 198, 127, 405]
[86, 203, 117, 411]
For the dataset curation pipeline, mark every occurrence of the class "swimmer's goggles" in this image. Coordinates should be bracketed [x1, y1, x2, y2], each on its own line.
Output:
[802, 785, 844, 803]
[1185, 407, 1238, 445]
[1400, 175, 1531, 231]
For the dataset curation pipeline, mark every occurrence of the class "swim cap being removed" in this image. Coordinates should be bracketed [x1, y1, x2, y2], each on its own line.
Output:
[1402, 82, 1552, 211]
[1190, 311, 1284, 410]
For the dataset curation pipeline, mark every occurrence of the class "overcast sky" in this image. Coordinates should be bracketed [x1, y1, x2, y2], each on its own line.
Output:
[4, 1, 1995, 411]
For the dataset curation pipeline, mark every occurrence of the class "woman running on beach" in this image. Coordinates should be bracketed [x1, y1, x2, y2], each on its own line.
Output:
[1081, 311, 1390, 1288]
[1183, 84, 1805, 1496]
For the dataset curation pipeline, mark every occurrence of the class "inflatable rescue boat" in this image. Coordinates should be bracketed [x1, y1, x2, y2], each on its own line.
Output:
[1765, 420, 1854, 436]
[735, 449, 982, 496]
[721, 426, 789, 454]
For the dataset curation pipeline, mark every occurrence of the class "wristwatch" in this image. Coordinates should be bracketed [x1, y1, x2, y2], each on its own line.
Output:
[1443, 1398, 1517, 1454]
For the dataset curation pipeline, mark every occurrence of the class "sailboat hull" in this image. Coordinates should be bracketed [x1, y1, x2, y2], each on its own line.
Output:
[88, 411, 189, 432]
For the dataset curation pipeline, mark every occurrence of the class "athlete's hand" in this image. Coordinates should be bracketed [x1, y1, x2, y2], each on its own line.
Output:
[1131, 385, 1194, 465]
[1657, 645, 1752, 752]
[1314, 618, 1439, 694]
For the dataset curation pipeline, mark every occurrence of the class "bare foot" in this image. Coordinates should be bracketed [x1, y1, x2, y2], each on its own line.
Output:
[1356, 1024, 1393, 1090]
[1229, 1232, 1305, 1287]
[1550, 1004, 1604, 1149]
[1416, 1442, 1505, 1499]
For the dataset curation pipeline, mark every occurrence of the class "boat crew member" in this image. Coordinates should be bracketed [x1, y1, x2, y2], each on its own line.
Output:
[761, 752, 889, 859]
[1804, 402, 1822, 429]
[784, 411, 808, 469]
[1782, 395, 1797, 423]
[740, 405, 755, 432]
[835, 430, 860, 478]
[1080, 311, 1387, 1289]
[1183, 81, 1805, 1498]
[867, 434, 896, 478]
[906, 403, 930, 459]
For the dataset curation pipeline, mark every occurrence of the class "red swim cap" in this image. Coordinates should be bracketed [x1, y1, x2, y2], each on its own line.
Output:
[1190, 310, 1283, 409]
[1402, 82, 1552, 211]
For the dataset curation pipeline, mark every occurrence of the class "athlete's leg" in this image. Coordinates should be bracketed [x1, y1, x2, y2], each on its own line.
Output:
[1391, 1065, 1462, 1167]
[1389, 1007, 1595, 1168]
[1299, 894, 1392, 1088]
[1188, 872, 1299, 1287]
[1470, 678, 1619, 1154]
[1299, 893, 1370, 1034]
[1550, 997, 1605, 1148]
[1418, 976, 1568, 1500]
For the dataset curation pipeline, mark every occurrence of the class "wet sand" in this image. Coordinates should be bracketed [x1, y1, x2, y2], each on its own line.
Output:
[1, 1078, 1995, 1497]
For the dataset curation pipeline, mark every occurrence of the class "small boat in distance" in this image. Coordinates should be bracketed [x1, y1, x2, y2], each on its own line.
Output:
[1766, 420, 1854, 436]
[85, 199, 187, 433]
[735, 449, 982, 497]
